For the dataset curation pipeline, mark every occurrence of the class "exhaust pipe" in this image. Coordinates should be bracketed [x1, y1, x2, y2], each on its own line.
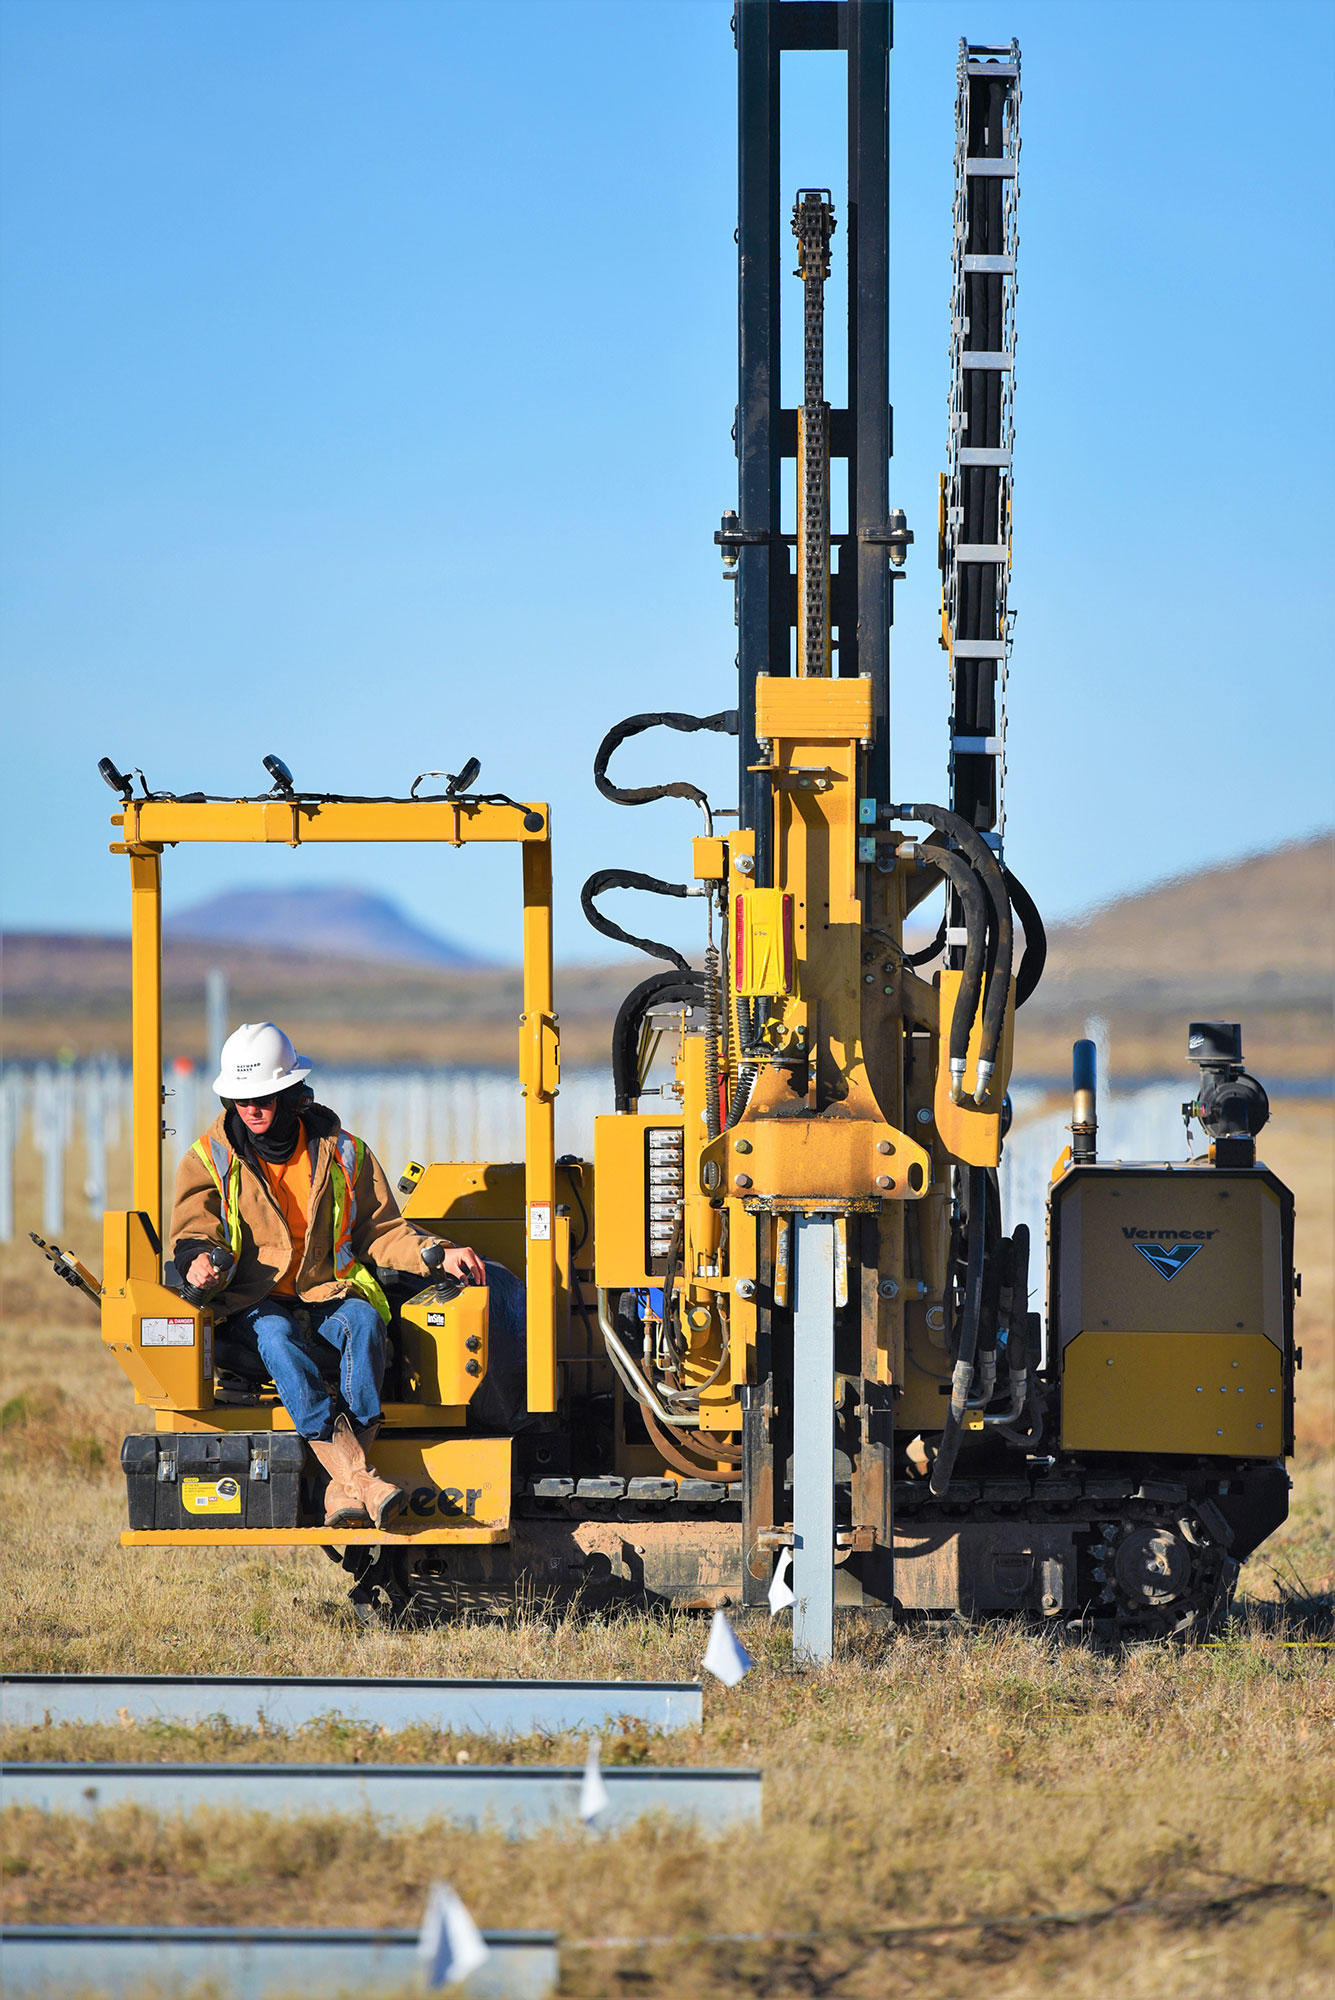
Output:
[1071, 1038, 1098, 1164]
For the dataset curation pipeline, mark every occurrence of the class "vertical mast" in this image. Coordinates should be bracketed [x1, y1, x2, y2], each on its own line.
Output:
[727, 1, 896, 869]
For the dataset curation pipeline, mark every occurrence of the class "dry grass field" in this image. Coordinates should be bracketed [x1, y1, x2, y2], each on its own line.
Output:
[2, 1104, 1332, 1998]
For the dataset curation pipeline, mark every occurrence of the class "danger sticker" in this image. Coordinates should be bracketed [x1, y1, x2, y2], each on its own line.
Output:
[529, 1204, 552, 1241]
[140, 1317, 195, 1348]
[182, 1477, 241, 1515]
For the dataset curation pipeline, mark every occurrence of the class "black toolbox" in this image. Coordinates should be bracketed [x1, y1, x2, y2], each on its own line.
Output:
[122, 1432, 306, 1530]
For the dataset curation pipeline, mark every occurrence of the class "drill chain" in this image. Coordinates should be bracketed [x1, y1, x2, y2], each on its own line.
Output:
[792, 190, 835, 678]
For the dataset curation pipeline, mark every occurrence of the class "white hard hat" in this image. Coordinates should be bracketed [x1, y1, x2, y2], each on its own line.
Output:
[212, 1022, 312, 1099]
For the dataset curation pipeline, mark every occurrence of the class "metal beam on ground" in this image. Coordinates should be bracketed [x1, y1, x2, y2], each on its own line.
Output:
[0, 1926, 557, 2000]
[2, 1762, 761, 1833]
[1, 1675, 702, 1735]
[792, 1215, 837, 1664]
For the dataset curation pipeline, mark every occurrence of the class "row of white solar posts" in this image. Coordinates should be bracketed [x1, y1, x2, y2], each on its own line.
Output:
[0, 1064, 612, 1242]
[0, 1057, 1191, 1304]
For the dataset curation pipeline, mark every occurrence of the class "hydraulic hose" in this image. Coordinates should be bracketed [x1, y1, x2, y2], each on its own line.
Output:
[904, 912, 947, 967]
[639, 1401, 743, 1483]
[596, 1290, 712, 1430]
[1003, 867, 1046, 1007]
[890, 804, 1013, 1102]
[912, 846, 988, 1099]
[722, 990, 760, 1130]
[593, 709, 739, 820]
[581, 868, 703, 971]
[929, 1165, 988, 1497]
[611, 968, 708, 1112]
[595, 1290, 742, 1481]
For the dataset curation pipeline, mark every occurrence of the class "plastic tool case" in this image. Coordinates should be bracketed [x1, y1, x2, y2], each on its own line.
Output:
[121, 1432, 305, 1531]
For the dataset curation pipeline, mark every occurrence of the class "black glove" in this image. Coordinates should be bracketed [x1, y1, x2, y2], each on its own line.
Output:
[180, 1245, 233, 1307]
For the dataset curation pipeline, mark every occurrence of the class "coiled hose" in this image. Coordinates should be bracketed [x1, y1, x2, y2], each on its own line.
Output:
[914, 846, 988, 1101]
[890, 804, 1013, 1101]
[704, 942, 722, 1139]
[610, 969, 708, 1112]
[1004, 867, 1047, 1007]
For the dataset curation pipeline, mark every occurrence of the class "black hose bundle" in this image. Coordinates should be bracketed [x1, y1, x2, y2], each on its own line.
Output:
[583, 709, 738, 969]
[912, 847, 988, 1085]
[889, 803, 1013, 1101]
[611, 968, 708, 1113]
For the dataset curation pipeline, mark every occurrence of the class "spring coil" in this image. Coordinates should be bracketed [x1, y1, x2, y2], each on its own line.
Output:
[703, 942, 722, 1139]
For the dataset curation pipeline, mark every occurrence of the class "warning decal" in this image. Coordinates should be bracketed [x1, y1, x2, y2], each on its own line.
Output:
[140, 1317, 195, 1348]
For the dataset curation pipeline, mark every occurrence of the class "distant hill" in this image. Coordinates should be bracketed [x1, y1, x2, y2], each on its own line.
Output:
[5, 837, 1331, 1077]
[1032, 834, 1332, 1010]
[1013, 833, 1333, 1079]
[165, 887, 485, 969]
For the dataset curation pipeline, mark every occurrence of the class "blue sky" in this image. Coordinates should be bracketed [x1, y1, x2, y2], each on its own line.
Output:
[2, 0, 1330, 968]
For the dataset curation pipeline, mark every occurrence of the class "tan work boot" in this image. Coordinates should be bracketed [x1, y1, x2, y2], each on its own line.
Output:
[307, 1428, 370, 1529]
[336, 1412, 406, 1530]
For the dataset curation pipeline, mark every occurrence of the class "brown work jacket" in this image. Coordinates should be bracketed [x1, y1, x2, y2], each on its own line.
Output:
[170, 1108, 428, 1317]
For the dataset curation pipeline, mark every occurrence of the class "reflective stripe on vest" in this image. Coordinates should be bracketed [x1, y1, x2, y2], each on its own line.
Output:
[330, 1131, 391, 1326]
[192, 1130, 390, 1326]
[191, 1137, 243, 1259]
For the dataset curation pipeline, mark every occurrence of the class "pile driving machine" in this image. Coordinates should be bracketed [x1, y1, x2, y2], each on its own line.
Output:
[72, 2, 1296, 1649]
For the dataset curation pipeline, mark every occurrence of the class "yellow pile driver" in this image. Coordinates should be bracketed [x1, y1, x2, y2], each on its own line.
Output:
[74, 3, 1295, 1649]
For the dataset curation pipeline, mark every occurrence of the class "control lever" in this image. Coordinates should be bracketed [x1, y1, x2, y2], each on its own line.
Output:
[180, 1245, 234, 1306]
[418, 1239, 467, 1307]
[29, 1232, 101, 1306]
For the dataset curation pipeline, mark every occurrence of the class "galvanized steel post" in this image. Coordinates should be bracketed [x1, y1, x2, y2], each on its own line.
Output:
[792, 1214, 836, 1662]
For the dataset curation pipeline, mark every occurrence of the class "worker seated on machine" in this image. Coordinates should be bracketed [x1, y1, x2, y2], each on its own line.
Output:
[170, 1022, 526, 1528]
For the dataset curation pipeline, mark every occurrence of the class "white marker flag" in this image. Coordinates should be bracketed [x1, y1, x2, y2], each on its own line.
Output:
[768, 1546, 795, 1615]
[418, 1881, 491, 1989]
[703, 1606, 753, 1686]
[579, 1735, 610, 1825]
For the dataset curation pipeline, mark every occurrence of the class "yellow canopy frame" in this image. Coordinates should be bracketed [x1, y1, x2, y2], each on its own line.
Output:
[108, 793, 560, 1414]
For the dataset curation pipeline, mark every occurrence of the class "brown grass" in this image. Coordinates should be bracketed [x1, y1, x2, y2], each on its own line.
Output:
[1, 1107, 1333, 1997]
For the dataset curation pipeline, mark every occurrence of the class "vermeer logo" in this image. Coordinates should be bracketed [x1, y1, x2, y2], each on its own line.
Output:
[1121, 1228, 1218, 1240]
[1131, 1240, 1203, 1281]
[1122, 1225, 1215, 1281]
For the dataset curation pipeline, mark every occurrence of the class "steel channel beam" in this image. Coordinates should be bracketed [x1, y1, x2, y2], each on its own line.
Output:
[1, 1926, 557, 2000]
[792, 1216, 836, 1663]
[847, 0, 893, 794]
[1, 1675, 702, 1736]
[736, 0, 784, 885]
[1, 1762, 761, 1833]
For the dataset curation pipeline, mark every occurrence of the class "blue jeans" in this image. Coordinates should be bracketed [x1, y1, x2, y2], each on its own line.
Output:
[232, 1295, 386, 1440]
[472, 1260, 528, 1432]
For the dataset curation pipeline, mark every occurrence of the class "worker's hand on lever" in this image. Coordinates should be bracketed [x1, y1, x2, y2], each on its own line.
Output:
[422, 1239, 485, 1286]
[182, 1246, 232, 1301]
